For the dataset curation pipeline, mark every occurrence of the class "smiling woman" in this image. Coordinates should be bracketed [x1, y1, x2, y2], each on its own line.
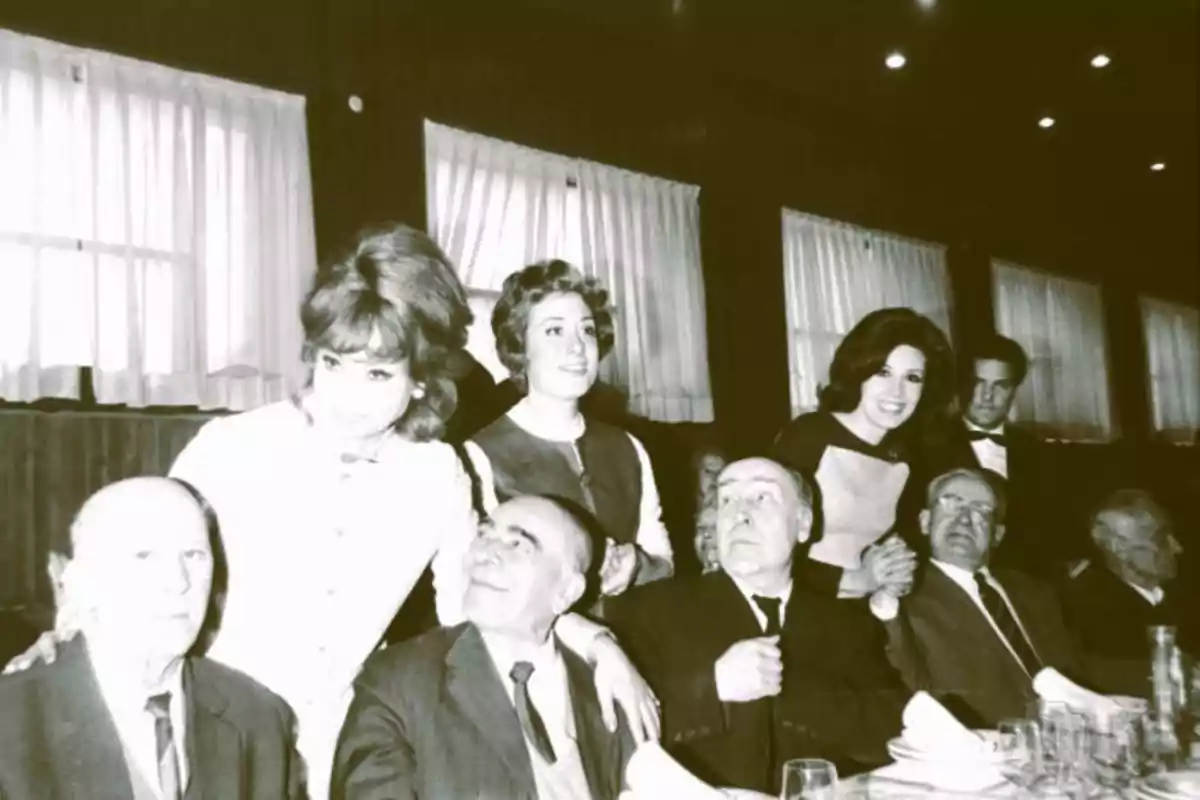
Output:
[773, 307, 956, 599]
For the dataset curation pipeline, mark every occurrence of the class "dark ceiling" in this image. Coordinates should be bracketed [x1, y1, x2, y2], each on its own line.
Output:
[531, 0, 1198, 285]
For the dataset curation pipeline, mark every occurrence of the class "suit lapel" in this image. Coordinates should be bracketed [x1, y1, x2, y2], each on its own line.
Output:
[923, 568, 1025, 679]
[184, 659, 243, 800]
[445, 624, 537, 794]
[49, 640, 137, 800]
[563, 648, 619, 800]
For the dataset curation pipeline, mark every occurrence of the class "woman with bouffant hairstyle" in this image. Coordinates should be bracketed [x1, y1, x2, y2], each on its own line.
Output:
[774, 307, 956, 600]
[466, 260, 675, 607]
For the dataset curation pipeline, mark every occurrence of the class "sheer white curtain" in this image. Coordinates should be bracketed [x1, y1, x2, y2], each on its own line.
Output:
[1141, 296, 1200, 443]
[425, 120, 713, 421]
[992, 260, 1114, 442]
[781, 209, 953, 416]
[0, 29, 315, 410]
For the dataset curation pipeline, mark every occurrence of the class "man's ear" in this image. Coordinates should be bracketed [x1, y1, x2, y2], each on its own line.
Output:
[918, 510, 932, 538]
[993, 523, 1007, 546]
[556, 571, 587, 615]
[795, 504, 814, 545]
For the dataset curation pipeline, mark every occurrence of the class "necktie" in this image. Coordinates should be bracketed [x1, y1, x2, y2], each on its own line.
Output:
[973, 574, 1043, 676]
[510, 661, 556, 764]
[146, 693, 182, 800]
[968, 430, 1008, 447]
[752, 595, 782, 636]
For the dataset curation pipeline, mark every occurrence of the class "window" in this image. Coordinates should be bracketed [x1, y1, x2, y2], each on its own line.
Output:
[425, 121, 713, 421]
[0, 29, 316, 410]
[1141, 296, 1200, 444]
[991, 260, 1114, 442]
[780, 209, 953, 416]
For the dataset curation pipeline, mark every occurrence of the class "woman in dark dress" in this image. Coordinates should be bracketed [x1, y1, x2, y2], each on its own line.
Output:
[465, 260, 674, 600]
[774, 307, 956, 597]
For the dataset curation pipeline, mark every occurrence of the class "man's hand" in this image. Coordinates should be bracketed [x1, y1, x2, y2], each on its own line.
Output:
[2, 628, 78, 675]
[591, 634, 661, 742]
[862, 536, 917, 594]
[600, 541, 639, 597]
[714, 636, 782, 703]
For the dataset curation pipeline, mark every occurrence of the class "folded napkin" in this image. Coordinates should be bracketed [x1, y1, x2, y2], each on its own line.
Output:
[1033, 667, 1123, 723]
[870, 761, 1014, 796]
[901, 690, 986, 753]
[623, 742, 726, 800]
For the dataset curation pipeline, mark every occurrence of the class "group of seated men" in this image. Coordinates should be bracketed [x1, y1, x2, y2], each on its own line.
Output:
[0, 455, 1192, 799]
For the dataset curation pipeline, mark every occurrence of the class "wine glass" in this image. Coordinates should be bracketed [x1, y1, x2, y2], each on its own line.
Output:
[780, 759, 837, 800]
[997, 718, 1040, 790]
[1091, 709, 1144, 790]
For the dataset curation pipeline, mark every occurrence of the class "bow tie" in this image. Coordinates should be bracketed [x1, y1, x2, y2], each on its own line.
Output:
[968, 430, 1007, 447]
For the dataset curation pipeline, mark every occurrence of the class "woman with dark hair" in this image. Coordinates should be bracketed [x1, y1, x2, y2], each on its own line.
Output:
[774, 307, 957, 598]
[465, 260, 675, 603]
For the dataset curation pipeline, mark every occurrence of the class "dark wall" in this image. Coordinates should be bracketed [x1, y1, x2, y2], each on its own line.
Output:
[1, 0, 1195, 457]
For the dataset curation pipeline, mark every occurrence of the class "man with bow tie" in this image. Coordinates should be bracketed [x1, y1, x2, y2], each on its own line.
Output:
[0, 477, 303, 800]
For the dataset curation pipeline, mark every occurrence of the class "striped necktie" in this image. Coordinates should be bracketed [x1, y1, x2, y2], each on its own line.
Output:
[146, 692, 182, 800]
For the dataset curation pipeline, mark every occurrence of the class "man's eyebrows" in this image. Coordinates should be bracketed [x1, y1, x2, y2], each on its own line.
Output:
[509, 524, 543, 550]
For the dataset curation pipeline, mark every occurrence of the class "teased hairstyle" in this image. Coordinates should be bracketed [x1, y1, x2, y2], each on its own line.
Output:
[300, 224, 472, 442]
[959, 333, 1029, 389]
[491, 260, 615, 394]
[925, 467, 1008, 525]
[818, 307, 956, 434]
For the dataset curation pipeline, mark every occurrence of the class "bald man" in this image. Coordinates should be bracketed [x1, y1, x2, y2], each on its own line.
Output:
[333, 495, 636, 800]
[608, 458, 909, 795]
[0, 477, 303, 800]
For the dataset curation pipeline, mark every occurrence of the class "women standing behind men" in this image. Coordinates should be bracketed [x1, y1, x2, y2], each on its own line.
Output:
[465, 260, 674, 603]
[774, 308, 956, 598]
[9, 227, 659, 799]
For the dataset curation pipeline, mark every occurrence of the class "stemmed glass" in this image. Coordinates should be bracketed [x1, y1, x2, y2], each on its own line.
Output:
[997, 718, 1041, 792]
[780, 759, 838, 800]
[1091, 709, 1145, 791]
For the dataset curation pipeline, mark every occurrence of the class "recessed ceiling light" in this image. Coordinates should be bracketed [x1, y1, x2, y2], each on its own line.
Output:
[1091, 54, 1112, 68]
[1150, 162, 1166, 172]
[1038, 116, 1056, 129]
[885, 52, 907, 70]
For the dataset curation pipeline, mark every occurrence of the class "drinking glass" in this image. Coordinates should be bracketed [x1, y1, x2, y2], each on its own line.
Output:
[780, 759, 838, 800]
[1091, 709, 1144, 790]
[997, 718, 1040, 790]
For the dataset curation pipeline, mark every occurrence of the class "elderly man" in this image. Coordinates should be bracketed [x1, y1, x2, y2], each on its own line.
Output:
[0, 477, 302, 799]
[608, 457, 909, 795]
[871, 468, 1086, 727]
[1062, 489, 1193, 692]
[333, 495, 636, 800]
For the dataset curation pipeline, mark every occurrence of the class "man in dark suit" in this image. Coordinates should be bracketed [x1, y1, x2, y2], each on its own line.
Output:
[871, 468, 1087, 727]
[608, 457, 909, 795]
[0, 477, 302, 800]
[1062, 489, 1192, 695]
[922, 334, 1055, 574]
[333, 495, 636, 800]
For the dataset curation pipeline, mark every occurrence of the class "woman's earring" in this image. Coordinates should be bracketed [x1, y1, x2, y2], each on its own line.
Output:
[412, 385, 425, 400]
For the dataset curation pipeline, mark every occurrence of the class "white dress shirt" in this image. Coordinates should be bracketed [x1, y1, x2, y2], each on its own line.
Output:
[727, 575, 793, 633]
[870, 561, 1042, 674]
[169, 399, 479, 798]
[1126, 580, 1165, 606]
[464, 403, 675, 565]
[87, 637, 188, 798]
[965, 420, 1009, 478]
[480, 632, 592, 800]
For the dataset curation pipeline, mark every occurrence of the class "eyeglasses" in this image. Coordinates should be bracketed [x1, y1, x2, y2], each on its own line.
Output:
[936, 493, 996, 522]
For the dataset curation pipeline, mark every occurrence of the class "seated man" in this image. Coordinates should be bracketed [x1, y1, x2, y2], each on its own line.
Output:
[871, 468, 1086, 727]
[608, 457, 909, 795]
[0, 477, 302, 799]
[333, 495, 636, 800]
[1062, 489, 1192, 694]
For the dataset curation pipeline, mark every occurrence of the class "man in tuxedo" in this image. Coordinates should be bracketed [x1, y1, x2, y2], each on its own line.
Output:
[608, 457, 909, 795]
[333, 495, 636, 800]
[928, 335, 1055, 573]
[871, 468, 1085, 727]
[1062, 489, 1192, 694]
[0, 477, 302, 800]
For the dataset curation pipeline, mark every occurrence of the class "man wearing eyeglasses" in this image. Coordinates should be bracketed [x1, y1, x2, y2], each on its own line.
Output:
[869, 468, 1087, 727]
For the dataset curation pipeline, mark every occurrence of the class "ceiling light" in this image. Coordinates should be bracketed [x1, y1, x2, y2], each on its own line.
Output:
[1091, 54, 1111, 68]
[1038, 116, 1056, 129]
[1150, 162, 1166, 172]
[885, 52, 907, 70]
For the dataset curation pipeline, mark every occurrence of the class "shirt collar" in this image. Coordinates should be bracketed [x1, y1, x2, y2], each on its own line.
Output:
[965, 419, 1007, 435]
[727, 573, 793, 615]
[479, 629, 562, 681]
[1124, 579, 1165, 606]
[932, 558, 989, 592]
[84, 632, 186, 712]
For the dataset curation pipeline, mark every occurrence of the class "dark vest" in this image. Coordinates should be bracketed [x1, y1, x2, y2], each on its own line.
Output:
[471, 415, 642, 545]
